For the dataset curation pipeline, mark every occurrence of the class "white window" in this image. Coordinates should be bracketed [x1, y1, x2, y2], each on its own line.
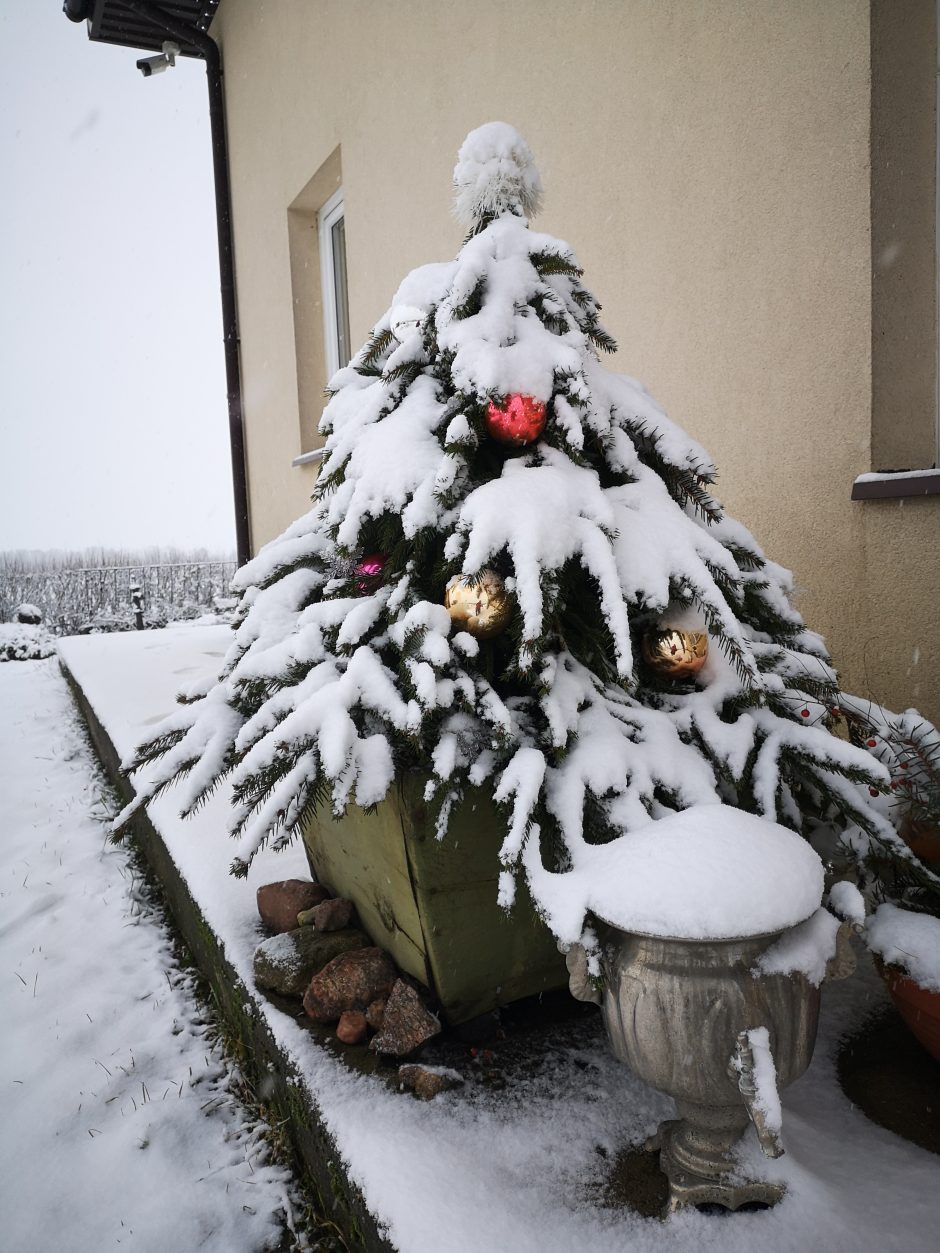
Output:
[319, 188, 351, 378]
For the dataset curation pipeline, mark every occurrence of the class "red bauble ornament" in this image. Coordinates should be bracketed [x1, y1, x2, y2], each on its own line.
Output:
[484, 394, 547, 446]
[800, 708, 810, 718]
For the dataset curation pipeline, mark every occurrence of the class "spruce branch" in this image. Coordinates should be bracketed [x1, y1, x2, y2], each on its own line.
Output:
[625, 419, 722, 522]
[359, 326, 395, 371]
[529, 248, 583, 278]
[449, 275, 486, 321]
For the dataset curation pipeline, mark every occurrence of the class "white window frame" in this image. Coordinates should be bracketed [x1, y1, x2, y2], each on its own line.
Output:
[319, 187, 350, 380]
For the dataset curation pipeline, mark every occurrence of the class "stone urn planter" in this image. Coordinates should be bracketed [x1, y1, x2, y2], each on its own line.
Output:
[575, 925, 829, 1212]
[302, 774, 566, 1024]
[561, 807, 853, 1214]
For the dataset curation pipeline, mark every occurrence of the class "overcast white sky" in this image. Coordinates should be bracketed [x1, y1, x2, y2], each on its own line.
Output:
[0, 2, 235, 554]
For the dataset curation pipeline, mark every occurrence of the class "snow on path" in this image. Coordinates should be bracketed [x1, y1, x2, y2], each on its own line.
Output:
[53, 627, 940, 1253]
[0, 658, 305, 1253]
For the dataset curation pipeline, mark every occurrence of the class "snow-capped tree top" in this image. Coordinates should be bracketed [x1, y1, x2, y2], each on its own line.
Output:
[453, 122, 543, 229]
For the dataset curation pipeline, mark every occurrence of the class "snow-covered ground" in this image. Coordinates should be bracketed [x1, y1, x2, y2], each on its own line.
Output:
[5, 625, 939, 1252]
[0, 656, 308, 1253]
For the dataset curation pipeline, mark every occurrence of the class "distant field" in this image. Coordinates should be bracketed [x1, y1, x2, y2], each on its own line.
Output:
[0, 548, 238, 635]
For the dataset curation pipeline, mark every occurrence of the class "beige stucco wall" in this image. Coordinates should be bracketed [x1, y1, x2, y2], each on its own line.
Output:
[211, 0, 939, 721]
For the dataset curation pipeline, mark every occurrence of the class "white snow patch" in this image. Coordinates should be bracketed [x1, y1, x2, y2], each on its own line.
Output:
[524, 804, 823, 945]
[828, 880, 867, 927]
[755, 907, 842, 986]
[744, 1026, 783, 1135]
[0, 658, 303, 1253]
[867, 902, 940, 993]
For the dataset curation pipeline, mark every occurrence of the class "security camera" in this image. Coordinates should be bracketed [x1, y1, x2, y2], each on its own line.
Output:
[136, 55, 165, 77]
[136, 42, 179, 77]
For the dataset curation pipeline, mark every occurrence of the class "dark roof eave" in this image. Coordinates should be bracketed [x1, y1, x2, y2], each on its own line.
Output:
[63, 0, 219, 58]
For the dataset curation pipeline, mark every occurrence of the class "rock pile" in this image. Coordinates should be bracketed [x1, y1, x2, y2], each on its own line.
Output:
[252, 878, 443, 1059]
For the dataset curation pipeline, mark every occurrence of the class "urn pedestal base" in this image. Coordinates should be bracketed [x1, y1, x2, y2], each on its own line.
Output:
[647, 1108, 786, 1214]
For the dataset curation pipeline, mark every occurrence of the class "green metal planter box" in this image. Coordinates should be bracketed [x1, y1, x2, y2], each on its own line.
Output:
[302, 775, 567, 1024]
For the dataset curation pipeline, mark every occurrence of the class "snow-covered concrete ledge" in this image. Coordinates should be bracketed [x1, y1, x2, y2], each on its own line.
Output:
[59, 626, 940, 1253]
[59, 626, 392, 1253]
[851, 468, 940, 500]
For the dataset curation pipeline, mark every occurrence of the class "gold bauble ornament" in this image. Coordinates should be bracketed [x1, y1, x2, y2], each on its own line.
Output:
[641, 627, 709, 678]
[444, 569, 512, 639]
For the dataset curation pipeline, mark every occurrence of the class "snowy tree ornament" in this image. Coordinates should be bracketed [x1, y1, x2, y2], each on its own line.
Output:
[453, 121, 544, 230]
[642, 627, 709, 679]
[111, 121, 932, 960]
[354, 552, 387, 593]
[484, 394, 547, 446]
[444, 569, 511, 638]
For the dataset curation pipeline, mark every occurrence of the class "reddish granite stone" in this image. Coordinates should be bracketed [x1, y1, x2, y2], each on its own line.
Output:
[311, 897, 355, 932]
[336, 1010, 368, 1045]
[370, 980, 441, 1056]
[303, 947, 397, 1023]
[257, 880, 330, 934]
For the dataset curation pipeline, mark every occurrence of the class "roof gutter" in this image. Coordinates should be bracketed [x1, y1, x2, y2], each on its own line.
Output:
[69, 0, 252, 566]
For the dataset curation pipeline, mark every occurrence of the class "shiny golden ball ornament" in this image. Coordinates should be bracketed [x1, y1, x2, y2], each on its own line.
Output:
[444, 569, 512, 639]
[641, 627, 709, 678]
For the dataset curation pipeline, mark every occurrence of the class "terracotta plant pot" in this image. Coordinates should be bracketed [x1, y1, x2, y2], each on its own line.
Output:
[899, 814, 940, 864]
[878, 960, 940, 1063]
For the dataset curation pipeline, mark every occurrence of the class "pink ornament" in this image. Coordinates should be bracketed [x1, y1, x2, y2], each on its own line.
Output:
[355, 553, 386, 592]
[484, 394, 547, 446]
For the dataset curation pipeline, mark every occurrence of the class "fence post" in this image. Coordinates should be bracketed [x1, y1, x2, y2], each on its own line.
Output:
[130, 583, 145, 631]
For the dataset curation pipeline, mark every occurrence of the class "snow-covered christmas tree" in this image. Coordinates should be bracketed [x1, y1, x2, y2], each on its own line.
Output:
[116, 122, 913, 948]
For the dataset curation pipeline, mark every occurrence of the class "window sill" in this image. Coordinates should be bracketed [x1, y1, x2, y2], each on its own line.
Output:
[292, 449, 326, 468]
[851, 469, 940, 500]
